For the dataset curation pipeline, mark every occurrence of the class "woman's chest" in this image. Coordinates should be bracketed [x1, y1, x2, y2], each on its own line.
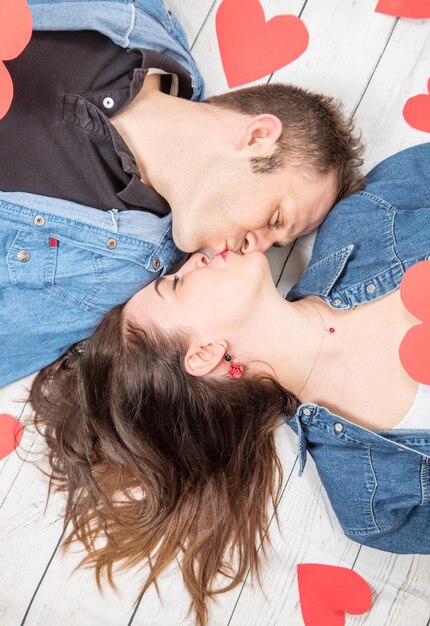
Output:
[308, 291, 421, 429]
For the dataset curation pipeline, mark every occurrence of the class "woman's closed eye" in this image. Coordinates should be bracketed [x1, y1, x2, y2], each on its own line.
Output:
[154, 275, 182, 299]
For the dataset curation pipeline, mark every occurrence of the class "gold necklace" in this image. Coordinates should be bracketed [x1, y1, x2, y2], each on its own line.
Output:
[296, 300, 335, 398]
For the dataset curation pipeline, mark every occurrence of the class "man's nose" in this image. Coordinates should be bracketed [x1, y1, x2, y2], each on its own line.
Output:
[240, 230, 272, 254]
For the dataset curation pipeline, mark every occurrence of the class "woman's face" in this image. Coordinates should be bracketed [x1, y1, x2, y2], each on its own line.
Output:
[124, 250, 276, 339]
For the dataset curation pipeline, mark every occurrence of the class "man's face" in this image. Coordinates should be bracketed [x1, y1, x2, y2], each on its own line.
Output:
[172, 164, 338, 255]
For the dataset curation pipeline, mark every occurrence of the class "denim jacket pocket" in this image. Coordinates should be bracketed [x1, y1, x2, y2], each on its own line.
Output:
[6, 229, 59, 289]
[302, 419, 382, 535]
[48, 238, 165, 313]
[310, 417, 429, 541]
[364, 445, 426, 535]
[6, 229, 105, 311]
[48, 240, 105, 311]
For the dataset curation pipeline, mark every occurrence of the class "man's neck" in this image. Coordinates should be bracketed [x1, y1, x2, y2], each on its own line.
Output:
[110, 73, 164, 184]
[109, 85, 215, 233]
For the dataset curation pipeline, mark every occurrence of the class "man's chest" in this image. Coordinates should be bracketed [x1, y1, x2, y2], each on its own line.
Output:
[0, 30, 175, 216]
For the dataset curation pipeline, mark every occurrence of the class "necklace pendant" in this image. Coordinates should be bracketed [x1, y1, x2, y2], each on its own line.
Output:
[328, 327, 335, 334]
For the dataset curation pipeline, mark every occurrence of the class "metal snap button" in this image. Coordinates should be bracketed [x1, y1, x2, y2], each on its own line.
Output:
[33, 215, 45, 227]
[103, 97, 114, 109]
[17, 250, 30, 262]
[332, 298, 342, 307]
[302, 408, 312, 416]
[106, 238, 117, 250]
[152, 258, 160, 270]
[366, 283, 376, 294]
[334, 422, 344, 433]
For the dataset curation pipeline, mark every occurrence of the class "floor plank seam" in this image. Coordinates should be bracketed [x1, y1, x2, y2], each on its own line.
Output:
[351, 18, 399, 119]
[190, 0, 219, 51]
[19, 527, 67, 626]
[0, 431, 44, 512]
[275, 240, 298, 289]
[225, 456, 301, 625]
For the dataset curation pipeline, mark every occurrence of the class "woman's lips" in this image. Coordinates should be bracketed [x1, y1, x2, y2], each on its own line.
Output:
[215, 249, 230, 261]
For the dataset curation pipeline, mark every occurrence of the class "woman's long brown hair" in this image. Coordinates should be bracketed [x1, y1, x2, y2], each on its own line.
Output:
[29, 303, 298, 625]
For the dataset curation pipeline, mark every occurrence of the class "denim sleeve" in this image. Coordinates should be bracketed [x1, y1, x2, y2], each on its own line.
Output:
[28, 0, 205, 100]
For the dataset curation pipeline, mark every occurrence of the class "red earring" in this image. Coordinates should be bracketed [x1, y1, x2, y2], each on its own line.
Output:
[225, 353, 243, 378]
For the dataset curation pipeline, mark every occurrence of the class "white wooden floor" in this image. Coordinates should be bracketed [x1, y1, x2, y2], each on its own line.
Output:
[1, 1, 430, 625]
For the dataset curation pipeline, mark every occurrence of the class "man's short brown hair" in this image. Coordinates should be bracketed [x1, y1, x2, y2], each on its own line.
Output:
[205, 83, 365, 201]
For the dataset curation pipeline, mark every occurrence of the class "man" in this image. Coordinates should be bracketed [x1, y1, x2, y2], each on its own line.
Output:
[0, 0, 364, 386]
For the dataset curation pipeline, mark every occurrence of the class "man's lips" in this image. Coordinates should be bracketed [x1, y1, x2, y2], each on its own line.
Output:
[199, 247, 238, 261]
[215, 249, 230, 260]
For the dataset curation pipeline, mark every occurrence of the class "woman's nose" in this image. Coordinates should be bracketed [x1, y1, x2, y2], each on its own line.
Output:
[190, 251, 211, 269]
[197, 248, 214, 260]
[176, 251, 211, 278]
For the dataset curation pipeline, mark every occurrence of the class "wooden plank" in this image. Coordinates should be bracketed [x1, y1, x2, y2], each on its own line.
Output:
[350, 551, 430, 626]
[19, 534, 145, 626]
[0, 400, 37, 498]
[276, 233, 315, 296]
[0, 374, 35, 420]
[267, 241, 295, 287]
[0, 424, 65, 624]
[353, 17, 430, 169]
[165, 0, 216, 46]
[0, 376, 36, 482]
[271, 1, 397, 115]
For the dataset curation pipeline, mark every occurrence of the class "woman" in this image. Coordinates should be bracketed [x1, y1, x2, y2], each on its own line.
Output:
[30, 143, 430, 626]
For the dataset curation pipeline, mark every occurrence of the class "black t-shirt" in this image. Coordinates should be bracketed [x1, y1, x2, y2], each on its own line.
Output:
[0, 30, 193, 216]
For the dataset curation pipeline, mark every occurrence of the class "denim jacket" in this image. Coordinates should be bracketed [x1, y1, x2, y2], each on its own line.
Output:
[0, 0, 199, 386]
[285, 143, 430, 554]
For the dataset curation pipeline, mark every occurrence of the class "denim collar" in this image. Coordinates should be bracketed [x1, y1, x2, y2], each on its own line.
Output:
[286, 244, 354, 304]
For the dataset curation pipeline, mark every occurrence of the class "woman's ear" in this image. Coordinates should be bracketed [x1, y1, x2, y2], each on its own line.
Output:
[184, 341, 226, 377]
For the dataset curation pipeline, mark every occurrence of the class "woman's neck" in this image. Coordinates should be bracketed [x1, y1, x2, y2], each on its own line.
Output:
[236, 294, 343, 399]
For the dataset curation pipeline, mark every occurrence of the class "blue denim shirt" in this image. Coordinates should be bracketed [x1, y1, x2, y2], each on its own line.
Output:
[0, 193, 184, 386]
[286, 143, 430, 554]
[0, 0, 199, 386]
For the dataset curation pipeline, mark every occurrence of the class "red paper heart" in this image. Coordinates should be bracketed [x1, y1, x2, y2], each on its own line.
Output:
[0, 414, 24, 460]
[375, 0, 430, 18]
[216, 0, 309, 88]
[297, 564, 372, 626]
[0, 62, 14, 121]
[399, 261, 430, 384]
[0, 0, 33, 120]
[403, 78, 430, 133]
